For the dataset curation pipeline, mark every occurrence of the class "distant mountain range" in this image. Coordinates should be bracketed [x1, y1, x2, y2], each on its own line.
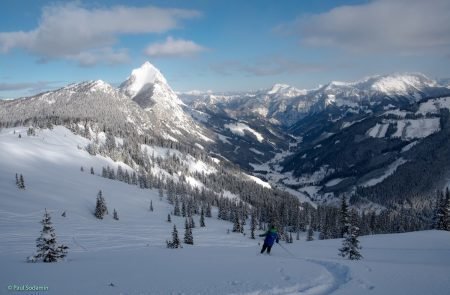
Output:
[2, 62, 450, 209]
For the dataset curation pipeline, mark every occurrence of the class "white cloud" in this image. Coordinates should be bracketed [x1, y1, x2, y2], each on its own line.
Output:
[68, 48, 130, 67]
[0, 3, 201, 65]
[278, 0, 450, 55]
[145, 36, 207, 58]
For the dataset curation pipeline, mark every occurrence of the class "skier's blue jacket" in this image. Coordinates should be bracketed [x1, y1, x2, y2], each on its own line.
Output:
[259, 228, 279, 246]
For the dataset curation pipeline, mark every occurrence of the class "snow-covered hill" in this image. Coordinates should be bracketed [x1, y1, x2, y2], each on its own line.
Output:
[1, 126, 449, 295]
[0, 80, 153, 134]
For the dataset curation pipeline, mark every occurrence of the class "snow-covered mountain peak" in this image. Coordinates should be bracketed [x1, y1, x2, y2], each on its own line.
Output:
[322, 73, 436, 94]
[267, 83, 306, 98]
[370, 73, 436, 94]
[119, 61, 185, 109]
[268, 84, 291, 94]
[117, 62, 211, 142]
[120, 62, 169, 98]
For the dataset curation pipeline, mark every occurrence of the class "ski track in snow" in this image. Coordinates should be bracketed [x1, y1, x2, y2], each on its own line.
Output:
[236, 253, 353, 295]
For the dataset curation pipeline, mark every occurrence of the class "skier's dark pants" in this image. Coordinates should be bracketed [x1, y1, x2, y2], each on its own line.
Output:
[260, 243, 272, 254]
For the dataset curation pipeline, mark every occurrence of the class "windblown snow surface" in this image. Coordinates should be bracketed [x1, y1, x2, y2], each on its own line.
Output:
[1, 127, 450, 295]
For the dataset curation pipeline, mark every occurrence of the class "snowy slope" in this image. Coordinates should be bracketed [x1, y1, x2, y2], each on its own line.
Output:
[1, 127, 450, 294]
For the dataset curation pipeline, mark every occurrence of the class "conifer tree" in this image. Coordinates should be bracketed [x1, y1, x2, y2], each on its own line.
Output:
[94, 190, 108, 219]
[189, 216, 196, 228]
[15, 173, 19, 187]
[340, 195, 350, 238]
[435, 190, 448, 230]
[166, 225, 180, 248]
[90, 167, 94, 175]
[150, 200, 154, 212]
[19, 174, 25, 189]
[131, 172, 138, 185]
[167, 214, 172, 223]
[113, 209, 119, 220]
[174, 198, 181, 216]
[200, 208, 206, 227]
[61, 211, 66, 218]
[30, 209, 68, 263]
[232, 214, 241, 232]
[182, 201, 186, 217]
[184, 219, 194, 245]
[117, 166, 124, 181]
[80, 166, 84, 172]
[339, 211, 362, 260]
[250, 212, 257, 239]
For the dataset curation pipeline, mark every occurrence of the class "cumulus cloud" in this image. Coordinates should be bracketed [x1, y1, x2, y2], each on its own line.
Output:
[277, 0, 450, 55]
[145, 36, 207, 58]
[211, 57, 324, 76]
[0, 3, 201, 65]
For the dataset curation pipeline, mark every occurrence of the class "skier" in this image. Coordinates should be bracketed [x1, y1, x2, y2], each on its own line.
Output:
[259, 225, 279, 255]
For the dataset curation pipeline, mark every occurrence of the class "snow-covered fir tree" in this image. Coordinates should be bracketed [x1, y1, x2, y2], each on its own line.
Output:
[182, 201, 186, 217]
[131, 172, 138, 185]
[435, 189, 449, 231]
[200, 208, 206, 227]
[189, 216, 195, 228]
[16, 173, 25, 189]
[174, 198, 181, 216]
[113, 209, 119, 220]
[94, 190, 108, 219]
[232, 214, 241, 233]
[167, 214, 172, 222]
[250, 212, 257, 239]
[339, 211, 362, 260]
[184, 218, 194, 245]
[19, 174, 25, 189]
[340, 195, 350, 238]
[29, 209, 68, 263]
[27, 127, 36, 136]
[166, 225, 180, 248]
[150, 200, 154, 212]
[90, 167, 94, 175]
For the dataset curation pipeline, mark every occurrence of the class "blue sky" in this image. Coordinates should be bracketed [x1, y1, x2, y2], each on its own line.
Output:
[1, 0, 449, 98]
